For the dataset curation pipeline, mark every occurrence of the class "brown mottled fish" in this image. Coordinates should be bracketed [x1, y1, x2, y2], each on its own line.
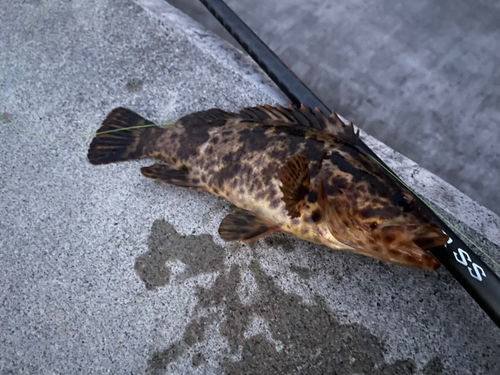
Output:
[88, 104, 448, 269]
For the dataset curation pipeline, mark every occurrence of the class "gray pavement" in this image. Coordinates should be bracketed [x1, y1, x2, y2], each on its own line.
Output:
[1, 0, 500, 374]
[168, 0, 500, 217]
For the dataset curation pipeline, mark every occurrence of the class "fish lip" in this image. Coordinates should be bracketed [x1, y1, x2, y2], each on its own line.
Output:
[374, 223, 449, 251]
[412, 224, 449, 250]
[412, 232, 448, 250]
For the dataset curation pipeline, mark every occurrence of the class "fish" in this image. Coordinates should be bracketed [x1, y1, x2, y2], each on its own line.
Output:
[87, 104, 448, 270]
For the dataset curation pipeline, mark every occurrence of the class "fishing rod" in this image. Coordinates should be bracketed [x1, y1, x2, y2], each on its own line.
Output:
[198, 0, 500, 328]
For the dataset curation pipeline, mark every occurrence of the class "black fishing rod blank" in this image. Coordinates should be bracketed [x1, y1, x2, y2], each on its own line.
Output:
[197, 0, 500, 328]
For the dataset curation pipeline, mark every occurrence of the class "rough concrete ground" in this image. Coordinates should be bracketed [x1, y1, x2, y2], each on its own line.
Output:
[167, 0, 500, 217]
[1, 0, 499, 374]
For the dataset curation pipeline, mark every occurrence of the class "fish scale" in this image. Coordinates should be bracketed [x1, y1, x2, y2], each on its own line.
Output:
[88, 104, 448, 270]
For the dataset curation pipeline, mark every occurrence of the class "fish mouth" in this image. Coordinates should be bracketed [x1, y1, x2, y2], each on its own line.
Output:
[367, 223, 448, 269]
[411, 224, 449, 250]
[375, 223, 449, 251]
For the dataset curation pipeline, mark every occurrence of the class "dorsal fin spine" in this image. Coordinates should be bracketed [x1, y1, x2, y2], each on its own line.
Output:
[237, 104, 359, 145]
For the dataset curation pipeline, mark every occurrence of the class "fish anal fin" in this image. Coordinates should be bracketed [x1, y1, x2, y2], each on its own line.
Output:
[141, 163, 207, 192]
[218, 208, 279, 243]
[279, 154, 311, 218]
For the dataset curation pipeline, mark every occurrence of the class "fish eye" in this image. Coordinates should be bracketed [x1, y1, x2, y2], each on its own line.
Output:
[391, 190, 415, 212]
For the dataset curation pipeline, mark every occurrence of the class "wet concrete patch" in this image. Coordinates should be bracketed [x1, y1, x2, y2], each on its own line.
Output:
[423, 357, 444, 375]
[264, 232, 295, 253]
[289, 264, 312, 279]
[139, 220, 425, 374]
[220, 262, 417, 375]
[125, 78, 144, 93]
[183, 316, 212, 346]
[191, 352, 204, 367]
[146, 344, 184, 375]
[0, 112, 13, 124]
[134, 219, 224, 290]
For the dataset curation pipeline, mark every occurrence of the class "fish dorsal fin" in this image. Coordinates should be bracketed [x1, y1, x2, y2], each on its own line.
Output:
[294, 104, 359, 145]
[218, 208, 279, 242]
[177, 108, 234, 127]
[238, 104, 296, 123]
[237, 104, 359, 145]
[278, 154, 311, 218]
[323, 108, 359, 145]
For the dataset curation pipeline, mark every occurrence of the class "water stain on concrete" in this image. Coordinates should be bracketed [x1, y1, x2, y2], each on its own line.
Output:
[135, 219, 224, 290]
[141, 220, 440, 374]
[146, 343, 184, 375]
[289, 264, 312, 279]
[264, 232, 295, 253]
[191, 352, 204, 367]
[0, 112, 13, 124]
[183, 316, 212, 346]
[220, 262, 417, 375]
[125, 78, 144, 93]
[423, 357, 444, 375]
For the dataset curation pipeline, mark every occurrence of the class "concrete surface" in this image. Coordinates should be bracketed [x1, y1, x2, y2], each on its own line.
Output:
[1, 0, 499, 374]
[167, 0, 500, 217]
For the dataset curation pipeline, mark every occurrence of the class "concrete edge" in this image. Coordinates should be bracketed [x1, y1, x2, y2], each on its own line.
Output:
[135, 0, 287, 107]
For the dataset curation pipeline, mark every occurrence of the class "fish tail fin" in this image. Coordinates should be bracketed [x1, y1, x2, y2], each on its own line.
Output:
[87, 107, 163, 165]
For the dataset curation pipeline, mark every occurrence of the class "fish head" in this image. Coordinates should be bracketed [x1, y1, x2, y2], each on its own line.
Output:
[317, 148, 448, 269]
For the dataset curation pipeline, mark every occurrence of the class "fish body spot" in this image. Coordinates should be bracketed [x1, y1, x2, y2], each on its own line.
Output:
[311, 209, 322, 223]
[330, 153, 356, 175]
[255, 192, 266, 201]
[270, 198, 282, 209]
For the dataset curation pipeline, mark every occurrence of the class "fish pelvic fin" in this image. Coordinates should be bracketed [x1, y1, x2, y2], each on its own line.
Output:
[88, 107, 164, 165]
[219, 208, 280, 242]
[278, 154, 311, 218]
[141, 163, 207, 192]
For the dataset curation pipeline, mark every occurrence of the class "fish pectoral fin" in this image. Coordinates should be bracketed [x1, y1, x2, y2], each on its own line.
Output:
[141, 163, 207, 192]
[218, 208, 280, 243]
[278, 154, 311, 218]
